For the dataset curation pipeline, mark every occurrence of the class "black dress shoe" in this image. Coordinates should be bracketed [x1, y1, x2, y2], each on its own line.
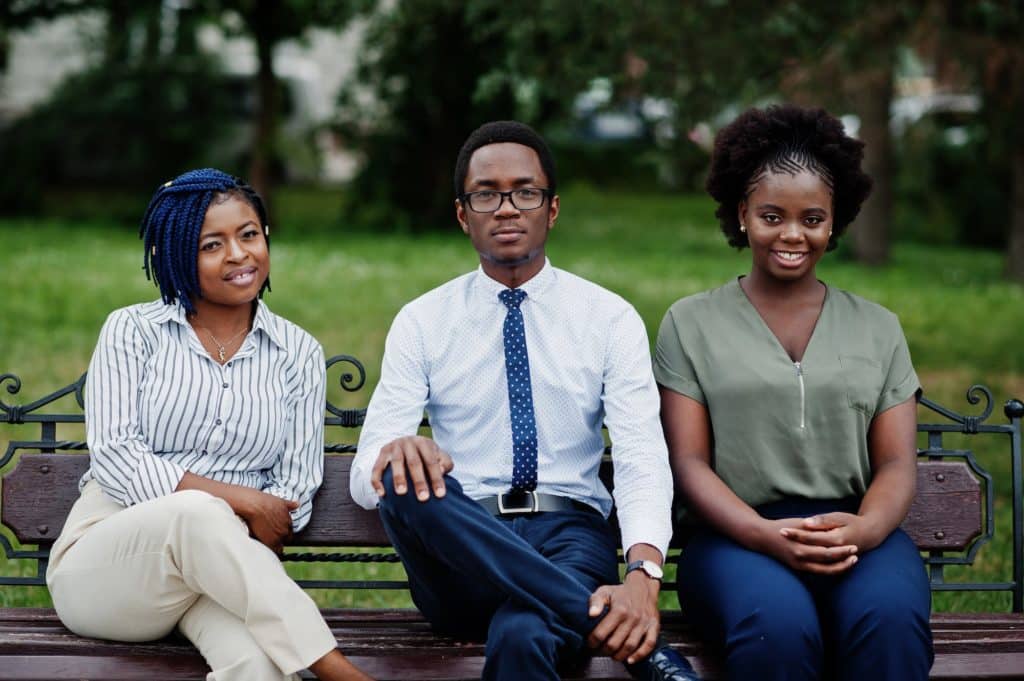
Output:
[625, 639, 701, 681]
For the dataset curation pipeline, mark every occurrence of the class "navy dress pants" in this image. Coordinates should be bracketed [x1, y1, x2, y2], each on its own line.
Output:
[676, 499, 933, 681]
[377, 470, 620, 681]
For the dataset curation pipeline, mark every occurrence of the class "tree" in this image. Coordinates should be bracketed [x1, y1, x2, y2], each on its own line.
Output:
[337, 0, 627, 231]
[200, 1, 361, 217]
[941, 0, 1024, 282]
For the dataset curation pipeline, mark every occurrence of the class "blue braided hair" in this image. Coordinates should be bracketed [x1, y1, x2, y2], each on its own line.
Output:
[140, 168, 271, 314]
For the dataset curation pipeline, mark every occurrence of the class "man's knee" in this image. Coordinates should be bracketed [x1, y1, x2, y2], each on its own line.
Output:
[377, 468, 457, 519]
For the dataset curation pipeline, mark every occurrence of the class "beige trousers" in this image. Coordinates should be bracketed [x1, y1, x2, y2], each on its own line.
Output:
[46, 481, 337, 681]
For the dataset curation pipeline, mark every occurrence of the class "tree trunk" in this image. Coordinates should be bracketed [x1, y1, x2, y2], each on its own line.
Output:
[104, 0, 133, 65]
[847, 60, 894, 266]
[1008, 145, 1024, 282]
[249, 29, 276, 220]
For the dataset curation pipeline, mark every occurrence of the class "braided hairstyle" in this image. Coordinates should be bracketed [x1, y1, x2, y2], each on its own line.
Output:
[706, 105, 873, 251]
[140, 168, 270, 314]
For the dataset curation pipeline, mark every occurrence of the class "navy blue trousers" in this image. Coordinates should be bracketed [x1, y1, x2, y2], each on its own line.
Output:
[377, 470, 620, 681]
[676, 499, 933, 680]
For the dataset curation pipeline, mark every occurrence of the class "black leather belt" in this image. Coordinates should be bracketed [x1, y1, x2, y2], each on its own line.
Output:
[477, 491, 599, 517]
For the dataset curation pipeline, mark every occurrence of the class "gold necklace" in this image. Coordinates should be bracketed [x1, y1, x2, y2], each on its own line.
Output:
[191, 320, 250, 362]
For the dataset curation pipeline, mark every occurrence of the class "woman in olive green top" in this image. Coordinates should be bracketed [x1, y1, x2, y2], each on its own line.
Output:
[655, 105, 932, 680]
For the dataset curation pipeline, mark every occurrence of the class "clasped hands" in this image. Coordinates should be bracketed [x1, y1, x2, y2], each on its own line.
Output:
[762, 511, 867, 574]
[236, 488, 299, 555]
[369, 435, 661, 664]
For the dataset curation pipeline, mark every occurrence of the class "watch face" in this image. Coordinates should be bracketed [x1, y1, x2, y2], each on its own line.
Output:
[642, 560, 664, 580]
[628, 559, 664, 580]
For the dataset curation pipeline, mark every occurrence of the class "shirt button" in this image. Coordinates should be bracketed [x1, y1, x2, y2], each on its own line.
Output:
[202, 449, 208, 455]
[215, 419, 222, 426]
[222, 382, 229, 389]
[226, 362, 232, 367]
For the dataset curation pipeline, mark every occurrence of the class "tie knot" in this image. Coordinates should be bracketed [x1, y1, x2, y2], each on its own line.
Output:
[499, 288, 527, 310]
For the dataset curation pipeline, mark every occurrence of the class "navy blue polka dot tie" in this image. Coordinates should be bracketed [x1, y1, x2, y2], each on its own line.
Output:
[499, 288, 538, 492]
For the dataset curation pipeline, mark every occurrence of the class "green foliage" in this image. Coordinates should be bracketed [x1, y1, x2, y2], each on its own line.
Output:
[336, 0, 628, 232]
[0, 56, 238, 212]
[894, 113, 1009, 248]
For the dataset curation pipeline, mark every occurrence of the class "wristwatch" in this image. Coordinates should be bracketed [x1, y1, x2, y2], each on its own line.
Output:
[625, 559, 664, 581]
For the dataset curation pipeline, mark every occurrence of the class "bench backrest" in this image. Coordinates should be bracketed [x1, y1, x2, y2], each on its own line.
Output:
[2, 360, 1022, 611]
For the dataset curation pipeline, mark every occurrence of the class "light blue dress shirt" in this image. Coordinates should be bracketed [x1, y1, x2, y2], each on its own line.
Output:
[353, 260, 673, 557]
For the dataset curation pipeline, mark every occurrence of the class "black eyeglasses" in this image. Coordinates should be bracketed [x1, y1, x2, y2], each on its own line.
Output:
[461, 188, 551, 213]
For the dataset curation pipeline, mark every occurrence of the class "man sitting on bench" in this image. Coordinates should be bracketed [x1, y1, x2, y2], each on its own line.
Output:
[350, 120, 697, 681]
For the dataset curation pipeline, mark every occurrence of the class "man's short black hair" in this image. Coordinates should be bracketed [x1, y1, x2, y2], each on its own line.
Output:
[706, 104, 872, 251]
[454, 120, 557, 197]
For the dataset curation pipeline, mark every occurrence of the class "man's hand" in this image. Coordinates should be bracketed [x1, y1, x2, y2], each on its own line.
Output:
[758, 517, 859, 575]
[370, 435, 454, 501]
[586, 572, 661, 664]
[236, 489, 299, 555]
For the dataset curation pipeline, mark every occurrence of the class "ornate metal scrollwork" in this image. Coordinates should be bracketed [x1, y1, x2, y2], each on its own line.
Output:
[325, 355, 367, 419]
[920, 384, 998, 434]
[0, 371, 88, 424]
[0, 374, 24, 423]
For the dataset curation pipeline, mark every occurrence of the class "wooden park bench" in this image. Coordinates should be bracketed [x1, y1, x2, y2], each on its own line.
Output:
[1, 354, 1023, 679]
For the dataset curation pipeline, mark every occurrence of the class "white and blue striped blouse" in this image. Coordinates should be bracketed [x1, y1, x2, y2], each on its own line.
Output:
[82, 299, 326, 531]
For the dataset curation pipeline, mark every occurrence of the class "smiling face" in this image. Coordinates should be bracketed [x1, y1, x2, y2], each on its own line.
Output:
[193, 195, 269, 313]
[456, 142, 559, 287]
[739, 168, 833, 285]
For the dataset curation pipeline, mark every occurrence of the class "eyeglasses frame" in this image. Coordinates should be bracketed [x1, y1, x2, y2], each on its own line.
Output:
[459, 187, 553, 213]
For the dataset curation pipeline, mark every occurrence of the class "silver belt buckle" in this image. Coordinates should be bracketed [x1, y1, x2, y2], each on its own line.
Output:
[497, 491, 539, 515]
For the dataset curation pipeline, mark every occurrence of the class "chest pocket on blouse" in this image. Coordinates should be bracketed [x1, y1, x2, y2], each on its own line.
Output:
[839, 354, 884, 417]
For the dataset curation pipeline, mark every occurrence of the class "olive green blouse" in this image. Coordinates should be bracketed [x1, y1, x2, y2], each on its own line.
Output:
[654, 278, 920, 508]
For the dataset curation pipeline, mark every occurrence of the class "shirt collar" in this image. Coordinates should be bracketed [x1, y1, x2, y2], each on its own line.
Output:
[139, 299, 189, 326]
[138, 299, 284, 350]
[474, 258, 556, 304]
[250, 300, 285, 349]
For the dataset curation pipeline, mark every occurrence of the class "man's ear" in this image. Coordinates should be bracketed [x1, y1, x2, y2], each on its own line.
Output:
[547, 194, 559, 229]
[456, 199, 470, 235]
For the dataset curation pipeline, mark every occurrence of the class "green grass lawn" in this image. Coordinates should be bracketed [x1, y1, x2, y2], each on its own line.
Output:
[1, 185, 1022, 611]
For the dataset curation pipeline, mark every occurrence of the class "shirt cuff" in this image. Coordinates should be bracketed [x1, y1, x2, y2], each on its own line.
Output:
[349, 462, 380, 510]
[877, 371, 922, 415]
[619, 519, 672, 563]
[126, 455, 186, 506]
[653, 365, 705, 405]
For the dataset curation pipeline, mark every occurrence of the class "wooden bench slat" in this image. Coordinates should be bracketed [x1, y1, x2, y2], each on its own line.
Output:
[0, 655, 210, 681]
[903, 461, 983, 551]
[928, 653, 1024, 680]
[1, 454, 88, 544]
[3, 608, 1021, 679]
[3, 455, 991, 554]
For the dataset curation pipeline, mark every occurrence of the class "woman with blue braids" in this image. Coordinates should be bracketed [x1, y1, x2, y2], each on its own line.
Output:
[46, 169, 373, 681]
